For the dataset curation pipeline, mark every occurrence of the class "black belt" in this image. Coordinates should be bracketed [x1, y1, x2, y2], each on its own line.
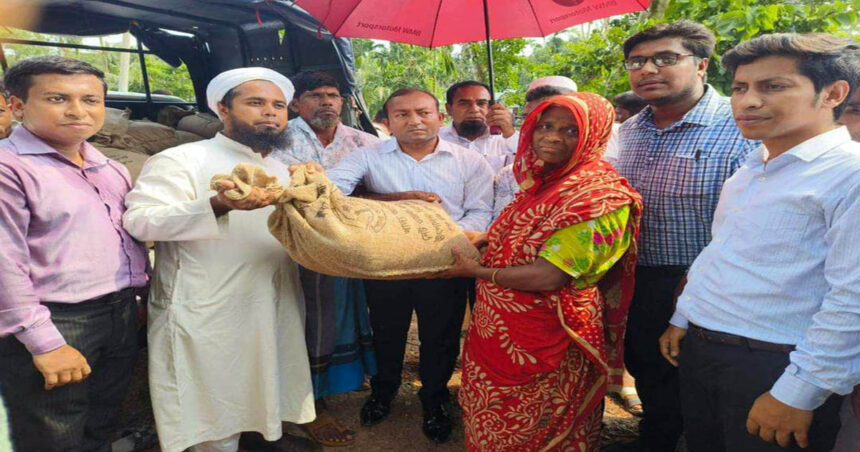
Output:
[636, 265, 689, 277]
[689, 324, 795, 354]
[43, 287, 136, 309]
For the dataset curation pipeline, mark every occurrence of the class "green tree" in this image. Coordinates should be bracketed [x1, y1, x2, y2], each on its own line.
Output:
[353, 0, 857, 111]
[1, 29, 195, 101]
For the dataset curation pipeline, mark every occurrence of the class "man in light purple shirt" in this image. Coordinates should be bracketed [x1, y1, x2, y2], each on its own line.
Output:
[0, 56, 148, 452]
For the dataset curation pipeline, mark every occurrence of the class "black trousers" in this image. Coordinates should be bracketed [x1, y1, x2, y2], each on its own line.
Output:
[364, 278, 468, 410]
[679, 330, 843, 452]
[0, 289, 139, 452]
[624, 265, 687, 451]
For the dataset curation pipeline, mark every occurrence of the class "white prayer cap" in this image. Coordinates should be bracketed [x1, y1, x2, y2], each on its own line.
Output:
[527, 76, 578, 93]
[206, 67, 295, 119]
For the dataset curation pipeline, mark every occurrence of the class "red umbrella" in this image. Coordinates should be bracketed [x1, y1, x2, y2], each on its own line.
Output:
[293, 0, 651, 98]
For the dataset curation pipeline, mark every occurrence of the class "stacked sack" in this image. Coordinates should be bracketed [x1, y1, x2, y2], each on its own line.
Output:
[90, 107, 212, 182]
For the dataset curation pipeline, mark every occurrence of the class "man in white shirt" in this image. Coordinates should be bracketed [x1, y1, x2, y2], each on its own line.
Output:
[659, 33, 860, 452]
[439, 80, 517, 173]
[327, 87, 493, 445]
[833, 85, 860, 452]
[123, 68, 315, 452]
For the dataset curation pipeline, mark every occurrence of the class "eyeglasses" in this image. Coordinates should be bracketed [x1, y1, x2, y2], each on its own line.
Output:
[624, 53, 696, 70]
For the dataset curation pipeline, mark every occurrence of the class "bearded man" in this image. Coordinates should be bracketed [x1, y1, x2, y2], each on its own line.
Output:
[439, 80, 517, 173]
[123, 68, 315, 452]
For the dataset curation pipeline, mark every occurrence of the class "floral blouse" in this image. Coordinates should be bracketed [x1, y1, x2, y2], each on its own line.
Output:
[538, 205, 632, 289]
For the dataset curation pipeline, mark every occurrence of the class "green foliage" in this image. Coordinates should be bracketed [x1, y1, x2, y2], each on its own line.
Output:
[354, 0, 857, 111]
[354, 38, 528, 116]
[1, 29, 195, 100]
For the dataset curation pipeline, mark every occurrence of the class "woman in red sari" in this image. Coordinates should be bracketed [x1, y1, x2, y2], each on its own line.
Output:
[444, 92, 643, 450]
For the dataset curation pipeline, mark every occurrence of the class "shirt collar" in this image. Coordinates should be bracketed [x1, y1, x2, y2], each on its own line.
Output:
[771, 126, 852, 163]
[291, 116, 348, 147]
[292, 116, 317, 138]
[440, 124, 488, 142]
[629, 84, 725, 129]
[9, 126, 107, 167]
[380, 136, 455, 155]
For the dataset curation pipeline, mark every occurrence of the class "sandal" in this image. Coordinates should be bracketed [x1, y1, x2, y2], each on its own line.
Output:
[301, 412, 356, 447]
[620, 387, 644, 416]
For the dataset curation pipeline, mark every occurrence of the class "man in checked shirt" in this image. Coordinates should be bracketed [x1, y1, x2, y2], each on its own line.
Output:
[614, 21, 759, 452]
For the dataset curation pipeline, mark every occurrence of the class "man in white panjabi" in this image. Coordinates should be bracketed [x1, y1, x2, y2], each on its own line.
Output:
[123, 68, 314, 452]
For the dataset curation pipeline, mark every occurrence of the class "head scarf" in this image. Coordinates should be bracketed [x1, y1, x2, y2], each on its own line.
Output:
[514, 92, 615, 194]
[206, 67, 295, 119]
[527, 75, 578, 93]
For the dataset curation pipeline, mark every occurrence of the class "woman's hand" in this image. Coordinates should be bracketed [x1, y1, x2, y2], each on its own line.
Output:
[439, 248, 483, 279]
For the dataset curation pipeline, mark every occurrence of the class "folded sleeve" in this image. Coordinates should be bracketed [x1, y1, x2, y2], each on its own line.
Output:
[327, 147, 370, 195]
[538, 206, 632, 289]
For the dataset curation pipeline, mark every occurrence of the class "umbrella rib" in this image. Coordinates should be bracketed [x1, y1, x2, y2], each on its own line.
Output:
[428, 0, 445, 47]
[339, 0, 367, 35]
[525, 0, 546, 36]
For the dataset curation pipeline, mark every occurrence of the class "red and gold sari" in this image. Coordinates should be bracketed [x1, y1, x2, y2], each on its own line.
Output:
[459, 93, 643, 451]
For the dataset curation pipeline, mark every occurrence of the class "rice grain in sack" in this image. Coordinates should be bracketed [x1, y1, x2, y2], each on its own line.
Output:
[211, 163, 480, 279]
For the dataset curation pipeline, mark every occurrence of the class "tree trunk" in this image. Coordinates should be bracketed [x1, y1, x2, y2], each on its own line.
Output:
[649, 0, 670, 19]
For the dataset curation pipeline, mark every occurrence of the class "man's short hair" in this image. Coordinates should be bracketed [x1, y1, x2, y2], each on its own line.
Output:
[723, 33, 860, 118]
[525, 85, 574, 103]
[373, 108, 387, 122]
[622, 20, 716, 60]
[383, 88, 440, 115]
[0, 80, 6, 99]
[291, 71, 341, 99]
[445, 80, 491, 105]
[613, 91, 648, 115]
[3, 56, 107, 101]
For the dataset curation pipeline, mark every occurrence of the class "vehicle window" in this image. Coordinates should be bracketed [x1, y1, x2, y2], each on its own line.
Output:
[1, 29, 194, 101]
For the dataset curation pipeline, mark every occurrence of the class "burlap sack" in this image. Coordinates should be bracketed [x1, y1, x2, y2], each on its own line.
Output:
[90, 107, 131, 148]
[98, 148, 149, 183]
[125, 120, 179, 155]
[157, 105, 196, 128]
[178, 113, 223, 139]
[210, 163, 480, 279]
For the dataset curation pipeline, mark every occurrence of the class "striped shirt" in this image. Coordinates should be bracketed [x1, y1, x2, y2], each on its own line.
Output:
[615, 85, 758, 266]
[671, 127, 860, 410]
[327, 137, 494, 232]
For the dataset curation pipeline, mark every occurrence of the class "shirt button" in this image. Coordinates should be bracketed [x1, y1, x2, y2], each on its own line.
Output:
[655, 131, 663, 136]
[732, 208, 741, 212]
[758, 176, 766, 181]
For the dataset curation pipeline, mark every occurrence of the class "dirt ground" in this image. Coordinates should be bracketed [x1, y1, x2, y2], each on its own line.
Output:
[117, 313, 643, 451]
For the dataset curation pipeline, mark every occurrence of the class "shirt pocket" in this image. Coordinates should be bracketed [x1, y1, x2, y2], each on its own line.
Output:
[667, 148, 723, 197]
[733, 210, 811, 263]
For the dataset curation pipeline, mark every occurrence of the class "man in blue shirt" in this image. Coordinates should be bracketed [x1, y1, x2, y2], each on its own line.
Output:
[615, 21, 758, 452]
[328, 87, 493, 445]
[660, 33, 860, 451]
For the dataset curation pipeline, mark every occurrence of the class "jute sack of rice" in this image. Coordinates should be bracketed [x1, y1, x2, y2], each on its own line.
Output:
[97, 147, 149, 183]
[211, 163, 480, 279]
